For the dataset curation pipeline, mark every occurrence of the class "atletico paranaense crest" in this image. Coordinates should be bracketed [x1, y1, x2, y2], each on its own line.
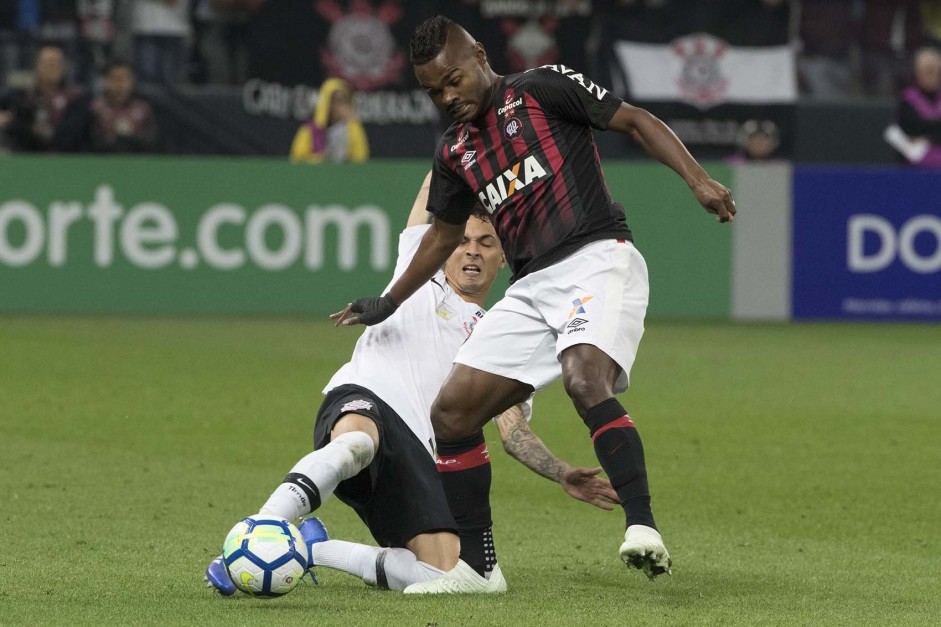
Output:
[316, 0, 405, 91]
[673, 33, 730, 108]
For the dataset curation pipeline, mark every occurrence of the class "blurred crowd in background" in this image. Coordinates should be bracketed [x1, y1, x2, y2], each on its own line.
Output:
[0, 0, 939, 162]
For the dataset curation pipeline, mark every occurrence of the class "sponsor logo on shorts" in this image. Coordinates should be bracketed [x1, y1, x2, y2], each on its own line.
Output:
[568, 295, 593, 318]
[566, 317, 589, 334]
[340, 399, 373, 413]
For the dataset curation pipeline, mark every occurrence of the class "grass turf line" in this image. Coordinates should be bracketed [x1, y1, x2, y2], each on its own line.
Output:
[1, 318, 939, 625]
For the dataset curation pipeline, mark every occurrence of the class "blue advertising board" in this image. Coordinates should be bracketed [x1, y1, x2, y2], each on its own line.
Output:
[792, 167, 941, 320]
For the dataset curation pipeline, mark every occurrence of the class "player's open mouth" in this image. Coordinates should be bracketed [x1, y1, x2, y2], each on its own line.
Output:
[462, 264, 481, 275]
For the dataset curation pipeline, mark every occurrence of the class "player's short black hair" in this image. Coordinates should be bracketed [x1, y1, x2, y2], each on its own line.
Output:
[410, 15, 454, 66]
[470, 203, 492, 223]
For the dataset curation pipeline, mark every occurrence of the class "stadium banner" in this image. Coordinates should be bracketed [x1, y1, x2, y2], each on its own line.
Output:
[0, 156, 731, 316]
[792, 167, 941, 320]
[613, 35, 797, 108]
[609, 35, 797, 160]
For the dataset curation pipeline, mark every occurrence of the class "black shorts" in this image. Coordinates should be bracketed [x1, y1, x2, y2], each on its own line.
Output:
[313, 384, 456, 548]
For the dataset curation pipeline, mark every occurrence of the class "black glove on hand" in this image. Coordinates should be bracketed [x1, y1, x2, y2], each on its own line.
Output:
[350, 294, 399, 326]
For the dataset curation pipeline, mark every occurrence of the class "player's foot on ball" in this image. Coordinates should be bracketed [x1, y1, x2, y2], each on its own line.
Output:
[620, 524, 672, 581]
[297, 517, 329, 584]
[204, 555, 236, 596]
[403, 560, 507, 594]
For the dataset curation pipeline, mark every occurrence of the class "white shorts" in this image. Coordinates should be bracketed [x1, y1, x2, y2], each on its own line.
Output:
[454, 239, 649, 393]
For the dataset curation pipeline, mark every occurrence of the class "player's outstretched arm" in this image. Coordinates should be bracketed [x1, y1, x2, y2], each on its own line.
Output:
[405, 170, 435, 228]
[607, 103, 737, 223]
[331, 176, 466, 327]
[494, 404, 619, 511]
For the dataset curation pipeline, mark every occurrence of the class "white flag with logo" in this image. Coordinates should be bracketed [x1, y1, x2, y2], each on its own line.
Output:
[614, 33, 796, 108]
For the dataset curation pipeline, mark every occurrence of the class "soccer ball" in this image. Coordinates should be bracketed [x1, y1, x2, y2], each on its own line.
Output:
[221, 515, 308, 597]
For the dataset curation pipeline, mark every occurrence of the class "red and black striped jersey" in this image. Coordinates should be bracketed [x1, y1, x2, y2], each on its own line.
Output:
[428, 65, 633, 281]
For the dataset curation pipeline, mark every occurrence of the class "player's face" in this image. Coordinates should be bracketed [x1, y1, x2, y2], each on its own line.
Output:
[416, 43, 492, 123]
[444, 216, 505, 300]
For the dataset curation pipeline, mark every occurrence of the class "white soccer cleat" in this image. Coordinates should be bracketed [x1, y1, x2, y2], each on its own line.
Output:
[619, 524, 672, 580]
[403, 560, 507, 594]
[485, 563, 507, 593]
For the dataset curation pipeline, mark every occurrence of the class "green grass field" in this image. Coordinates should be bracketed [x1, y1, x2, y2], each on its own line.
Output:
[1, 318, 939, 626]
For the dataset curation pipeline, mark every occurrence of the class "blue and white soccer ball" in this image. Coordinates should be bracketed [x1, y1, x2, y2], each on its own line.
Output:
[222, 515, 308, 597]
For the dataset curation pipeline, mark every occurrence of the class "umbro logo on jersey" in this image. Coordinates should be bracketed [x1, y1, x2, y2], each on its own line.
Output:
[477, 154, 549, 213]
[461, 150, 477, 170]
[340, 399, 373, 413]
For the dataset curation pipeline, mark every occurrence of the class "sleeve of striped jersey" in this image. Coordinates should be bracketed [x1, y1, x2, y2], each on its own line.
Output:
[525, 67, 622, 130]
[429, 139, 477, 225]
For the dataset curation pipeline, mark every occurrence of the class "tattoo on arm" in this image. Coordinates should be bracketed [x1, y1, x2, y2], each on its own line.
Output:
[496, 412, 567, 483]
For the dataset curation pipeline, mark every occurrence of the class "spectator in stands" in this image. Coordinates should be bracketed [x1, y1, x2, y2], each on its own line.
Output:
[131, 0, 191, 84]
[0, 44, 89, 152]
[733, 0, 790, 47]
[89, 59, 158, 153]
[727, 119, 781, 163]
[0, 3, 28, 88]
[290, 78, 368, 164]
[885, 47, 941, 167]
[191, 0, 257, 85]
[859, 0, 923, 96]
[798, 0, 854, 98]
[77, 0, 117, 87]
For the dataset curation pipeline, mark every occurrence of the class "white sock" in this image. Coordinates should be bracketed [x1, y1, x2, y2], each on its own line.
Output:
[259, 431, 375, 521]
[312, 540, 443, 592]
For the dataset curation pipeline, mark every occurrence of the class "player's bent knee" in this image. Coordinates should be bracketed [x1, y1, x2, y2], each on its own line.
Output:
[331, 413, 380, 452]
[430, 402, 469, 440]
[327, 430, 377, 475]
[563, 375, 612, 410]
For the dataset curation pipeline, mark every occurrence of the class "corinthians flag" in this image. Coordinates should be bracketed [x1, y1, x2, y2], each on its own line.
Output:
[614, 33, 797, 108]
[610, 33, 797, 158]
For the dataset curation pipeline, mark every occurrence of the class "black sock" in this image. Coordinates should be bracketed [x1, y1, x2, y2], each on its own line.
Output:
[584, 398, 657, 530]
[436, 430, 496, 577]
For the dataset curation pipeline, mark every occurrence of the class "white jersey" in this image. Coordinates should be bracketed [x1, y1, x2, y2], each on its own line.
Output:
[324, 225, 485, 456]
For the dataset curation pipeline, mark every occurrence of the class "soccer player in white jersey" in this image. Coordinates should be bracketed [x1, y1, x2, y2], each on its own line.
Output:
[206, 173, 618, 594]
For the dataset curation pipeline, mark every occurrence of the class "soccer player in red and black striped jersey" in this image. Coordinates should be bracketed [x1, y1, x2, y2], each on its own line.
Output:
[335, 15, 736, 587]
